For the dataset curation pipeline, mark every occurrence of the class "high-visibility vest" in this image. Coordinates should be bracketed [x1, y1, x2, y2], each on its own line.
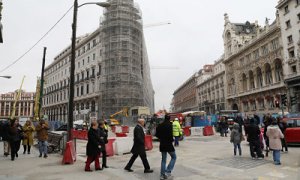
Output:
[172, 121, 182, 137]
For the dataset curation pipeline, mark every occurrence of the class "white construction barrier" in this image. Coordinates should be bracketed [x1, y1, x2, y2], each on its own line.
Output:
[191, 127, 204, 136]
[114, 137, 133, 155]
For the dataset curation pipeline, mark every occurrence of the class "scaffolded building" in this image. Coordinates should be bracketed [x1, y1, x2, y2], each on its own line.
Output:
[99, 0, 154, 117]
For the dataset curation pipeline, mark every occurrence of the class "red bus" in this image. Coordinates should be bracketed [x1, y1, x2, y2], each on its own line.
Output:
[284, 117, 300, 144]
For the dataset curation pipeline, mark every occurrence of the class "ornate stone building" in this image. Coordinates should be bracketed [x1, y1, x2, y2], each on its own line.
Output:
[173, 73, 198, 113]
[0, 90, 35, 119]
[198, 58, 226, 114]
[277, 0, 300, 113]
[223, 14, 288, 116]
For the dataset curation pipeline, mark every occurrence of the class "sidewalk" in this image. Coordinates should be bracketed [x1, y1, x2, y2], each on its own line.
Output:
[0, 135, 300, 180]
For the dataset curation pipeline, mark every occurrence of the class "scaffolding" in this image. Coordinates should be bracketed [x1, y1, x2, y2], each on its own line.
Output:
[99, 0, 154, 118]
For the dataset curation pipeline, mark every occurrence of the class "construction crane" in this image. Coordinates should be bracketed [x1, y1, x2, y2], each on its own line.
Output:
[144, 21, 171, 28]
[10, 76, 25, 119]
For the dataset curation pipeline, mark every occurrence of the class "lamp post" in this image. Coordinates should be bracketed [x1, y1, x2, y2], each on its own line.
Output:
[0, 76, 11, 79]
[67, 0, 110, 141]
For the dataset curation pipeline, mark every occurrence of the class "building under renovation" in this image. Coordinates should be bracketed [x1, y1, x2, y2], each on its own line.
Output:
[99, 0, 154, 117]
[42, 0, 154, 121]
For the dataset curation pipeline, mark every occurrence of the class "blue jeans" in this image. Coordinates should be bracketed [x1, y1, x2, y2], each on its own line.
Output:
[273, 150, 280, 164]
[161, 151, 177, 176]
[38, 141, 48, 155]
[174, 136, 179, 146]
[233, 143, 242, 156]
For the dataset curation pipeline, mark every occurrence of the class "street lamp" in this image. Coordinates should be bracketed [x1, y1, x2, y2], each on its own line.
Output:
[0, 76, 11, 79]
[67, 0, 110, 141]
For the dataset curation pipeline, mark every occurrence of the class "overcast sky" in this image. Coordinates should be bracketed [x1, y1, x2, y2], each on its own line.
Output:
[0, 0, 277, 111]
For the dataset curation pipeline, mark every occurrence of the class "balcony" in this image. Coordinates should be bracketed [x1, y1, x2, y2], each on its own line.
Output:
[288, 57, 297, 65]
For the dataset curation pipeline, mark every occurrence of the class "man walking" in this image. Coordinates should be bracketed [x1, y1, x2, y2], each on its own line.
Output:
[156, 115, 177, 180]
[36, 120, 49, 158]
[1, 120, 10, 156]
[98, 120, 109, 168]
[172, 118, 182, 146]
[245, 118, 264, 159]
[124, 119, 153, 173]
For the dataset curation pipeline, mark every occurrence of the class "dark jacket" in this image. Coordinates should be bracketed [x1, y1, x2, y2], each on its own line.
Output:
[156, 121, 175, 152]
[9, 124, 23, 142]
[245, 124, 260, 142]
[131, 124, 145, 154]
[1, 121, 10, 141]
[86, 128, 102, 157]
[98, 127, 108, 146]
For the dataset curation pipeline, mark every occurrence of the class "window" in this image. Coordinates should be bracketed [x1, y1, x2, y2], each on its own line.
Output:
[287, 35, 293, 44]
[82, 59, 85, 66]
[86, 70, 89, 78]
[92, 68, 95, 76]
[93, 53, 96, 60]
[253, 49, 259, 59]
[297, 0, 300, 5]
[93, 39, 96, 47]
[261, 44, 269, 55]
[284, 5, 289, 14]
[78, 62, 80, 68]
[81, 86, 84, 96]
[87, 43, 90, 50]
[298, 13, 300, 21]
[271, 38, 279, 50]
[286, 20, 291, 29]
[289, 49, 295, 58]
[77, 87, 79, 97]
[245, 54, 252, 61]
[292, 66, 297, 73]
[86, 84, 89, 94]
[81, 72, 84, 79]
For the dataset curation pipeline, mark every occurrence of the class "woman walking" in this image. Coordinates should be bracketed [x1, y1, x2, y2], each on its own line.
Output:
[85, 120, 103, 171]
[267, 118, 284, 165]
[230, 123, 243, 156]
[22, 120, 35, 154]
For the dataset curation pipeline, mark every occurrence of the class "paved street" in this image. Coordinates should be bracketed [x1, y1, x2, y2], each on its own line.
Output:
[1, 134, 300, 180]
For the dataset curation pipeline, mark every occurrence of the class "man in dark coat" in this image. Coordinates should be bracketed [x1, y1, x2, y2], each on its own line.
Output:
[234, 115, 244, 133]
[124, 119, 153, 173]
[277, 117, 288, 152]
[98, 120, 109, 168]
[156, 114, 176, 180]
[245, 118, 264, 159]
[1, 120, 10, 156]
[8, 118, 23, 161]
[85, 120, 103, 172]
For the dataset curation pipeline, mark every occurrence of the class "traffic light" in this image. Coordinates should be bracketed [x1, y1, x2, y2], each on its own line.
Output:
[275, 100, 280, 108]
[291, 95, 299, 106]
[281, 94, 287, 107]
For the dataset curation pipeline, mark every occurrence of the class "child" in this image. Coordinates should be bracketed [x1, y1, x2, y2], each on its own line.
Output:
[230, 123, 243, 156]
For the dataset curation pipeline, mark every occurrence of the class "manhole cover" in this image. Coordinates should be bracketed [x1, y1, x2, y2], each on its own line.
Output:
[210, 157, 270, 169]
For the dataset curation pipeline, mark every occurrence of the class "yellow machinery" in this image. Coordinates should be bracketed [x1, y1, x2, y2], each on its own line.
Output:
[109, 107, 129, 125]
[10, 76, 25, 119]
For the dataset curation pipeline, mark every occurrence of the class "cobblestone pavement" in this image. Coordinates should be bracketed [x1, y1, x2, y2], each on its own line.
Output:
[0, 134, 299, 180]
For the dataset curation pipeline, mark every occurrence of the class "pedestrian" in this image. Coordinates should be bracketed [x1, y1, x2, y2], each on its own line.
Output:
[267, 118, 284, 165]
[98, 120, 109, 168]
[124, 119, 153, 173]
[263, 114, 272, 157]
[8, 118, 23, 161]
[234, 115, 244, 133]
[172, 118, 182, 146]
[22, 120, 35, 154]
[277, 117, 288, 152]
[35, 120, 49, 158]
[156, 114, 177, 180]
[1, 119, 11, 157]
[245, 118, 264, 159]
[220, 117, 228, 137]
[85, 120, 102, 172]
[230, 123, 243, 156]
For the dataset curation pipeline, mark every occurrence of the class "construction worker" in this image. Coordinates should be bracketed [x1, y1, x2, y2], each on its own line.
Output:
[172, 118, 182, 147]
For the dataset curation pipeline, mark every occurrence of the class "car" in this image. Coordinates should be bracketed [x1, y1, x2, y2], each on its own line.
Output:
[284, 117, 300, 145]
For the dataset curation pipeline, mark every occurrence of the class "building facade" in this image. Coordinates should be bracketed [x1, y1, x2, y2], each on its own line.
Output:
[277, 0, 300, 113]
[0, 90, 35, 119]
[223, 14, 288, 116]
[173, 73, 198, 113]
[42, 0, 154, 122]
[198, 58, 226, 114]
